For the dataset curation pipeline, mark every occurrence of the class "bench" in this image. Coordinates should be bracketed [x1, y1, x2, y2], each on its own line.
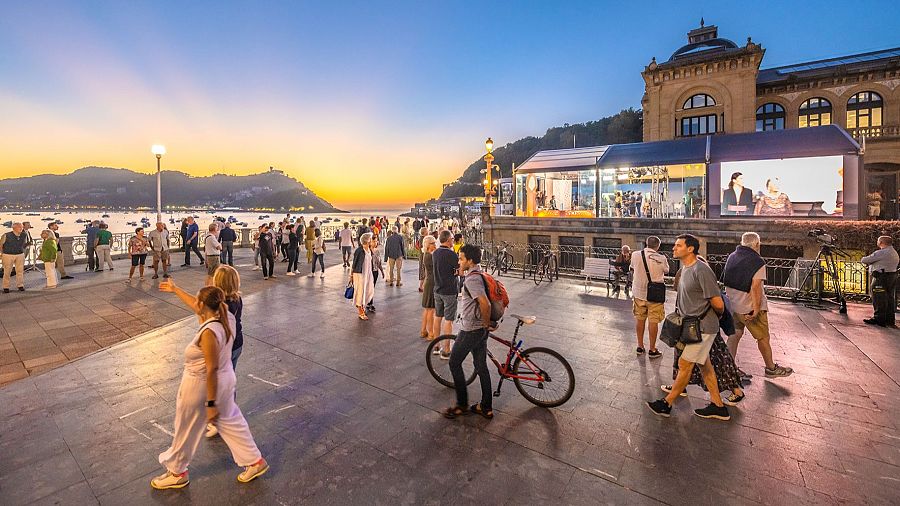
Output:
[582, 257, 615, 294]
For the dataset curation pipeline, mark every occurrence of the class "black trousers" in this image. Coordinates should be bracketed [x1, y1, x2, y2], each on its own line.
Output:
[872, 271, 898, 325]
[86, 246, 97, 271]
[286, 248, 299, 272]
[184, 239, 203, 265]
[449, 328, 492, 411]
[261, 251, 274, 277]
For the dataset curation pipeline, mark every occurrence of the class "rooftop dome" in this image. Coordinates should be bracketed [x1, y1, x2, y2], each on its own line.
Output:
[669, 37, 738, 61]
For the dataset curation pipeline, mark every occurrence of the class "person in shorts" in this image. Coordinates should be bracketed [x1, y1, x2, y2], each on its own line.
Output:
[127, 227, 150, 282]
[629, 236, 669, 358]
[647, 234, 730, 421]
[723, 232, 793, 379]
[432, 230, 459, 359]
[148, 222, 171, 279]
[204, 223, 222, 285]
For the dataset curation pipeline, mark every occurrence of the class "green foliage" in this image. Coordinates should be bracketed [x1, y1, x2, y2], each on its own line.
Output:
[440, 109, 643, 199]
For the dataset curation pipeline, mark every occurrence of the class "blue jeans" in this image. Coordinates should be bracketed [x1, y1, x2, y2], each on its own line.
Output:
[220, 241, 234, 265]
[231, 345, 243, 371]
[449, 328, 492, 411]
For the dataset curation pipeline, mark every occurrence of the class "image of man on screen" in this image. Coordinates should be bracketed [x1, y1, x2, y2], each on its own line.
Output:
[722, 172, 754, 216]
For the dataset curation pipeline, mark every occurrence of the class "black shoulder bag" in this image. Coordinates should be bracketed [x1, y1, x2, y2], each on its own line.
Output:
[642, 251, 666, 303]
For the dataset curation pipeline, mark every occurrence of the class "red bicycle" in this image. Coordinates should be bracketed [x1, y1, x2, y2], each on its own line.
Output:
[425, 314, 575, 408]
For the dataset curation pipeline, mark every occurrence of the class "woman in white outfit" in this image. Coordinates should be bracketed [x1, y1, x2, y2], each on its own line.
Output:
[351, 232, 375, 320]
[151, 286, 268, 489]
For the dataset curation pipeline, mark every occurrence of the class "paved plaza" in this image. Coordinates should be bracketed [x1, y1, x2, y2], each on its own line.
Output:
[1, 257, 899, 505]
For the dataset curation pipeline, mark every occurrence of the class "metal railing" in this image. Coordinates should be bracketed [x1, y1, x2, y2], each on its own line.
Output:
[475, 240, 895, 306]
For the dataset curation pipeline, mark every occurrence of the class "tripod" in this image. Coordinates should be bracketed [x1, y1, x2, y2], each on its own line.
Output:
[792, 243, 848, 314]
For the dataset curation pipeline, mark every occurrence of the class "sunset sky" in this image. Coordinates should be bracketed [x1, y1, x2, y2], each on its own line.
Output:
[2, 1, 899, 208]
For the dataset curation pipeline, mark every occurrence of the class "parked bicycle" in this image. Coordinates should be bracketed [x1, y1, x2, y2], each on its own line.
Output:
[425, 314, 575, 408]
[487, 241, 514, 276]
[523, 248, 558, 285]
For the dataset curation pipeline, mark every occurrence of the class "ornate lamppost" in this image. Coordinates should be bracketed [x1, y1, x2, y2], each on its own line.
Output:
[482, 137, 498, 215]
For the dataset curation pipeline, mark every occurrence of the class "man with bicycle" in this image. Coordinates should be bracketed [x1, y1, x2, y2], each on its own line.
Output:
[443, 244, 494, 420]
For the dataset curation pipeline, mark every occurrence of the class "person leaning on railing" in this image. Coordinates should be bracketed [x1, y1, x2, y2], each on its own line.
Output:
[860, 235, 899, 328]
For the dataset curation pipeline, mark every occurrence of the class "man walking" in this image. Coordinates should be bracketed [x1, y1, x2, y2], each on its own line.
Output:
[182, 217, 204, 267]
[443, 244, 494, 420]
[384, 227, 405, 286]
[339, 222, 353, 268]
[861, 235, 899, 327]
[432, 230, 459, 360]
[1, 223, 28, 292]
[647, 234, 730, 421]
[85, 220, 100, 272]
[204, 223, 221, 285]
[148, 222, 171, 279]
[724, 232, 793, 377]
[219, 222, 237, 266]
[629, 236, 668, 358]
[48, 222, 73, 280]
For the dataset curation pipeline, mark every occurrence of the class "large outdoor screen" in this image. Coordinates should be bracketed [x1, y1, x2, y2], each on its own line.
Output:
[719, 156, 844, 218]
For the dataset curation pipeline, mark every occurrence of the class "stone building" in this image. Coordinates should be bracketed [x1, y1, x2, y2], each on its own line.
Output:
[641, 20, 900, 218]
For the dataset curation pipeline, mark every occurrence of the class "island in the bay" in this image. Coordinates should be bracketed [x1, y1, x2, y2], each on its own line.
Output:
[0, 166, 344, 213]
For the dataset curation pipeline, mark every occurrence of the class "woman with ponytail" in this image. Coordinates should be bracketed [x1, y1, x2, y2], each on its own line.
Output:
[151, 285, 268, 490]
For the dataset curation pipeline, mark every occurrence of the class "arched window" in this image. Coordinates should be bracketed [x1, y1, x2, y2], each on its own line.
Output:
[798, 97, 832, 128]
[756, 103, 785, 131]
[847, 91, 883, 130]
[683, 94, 716, 109]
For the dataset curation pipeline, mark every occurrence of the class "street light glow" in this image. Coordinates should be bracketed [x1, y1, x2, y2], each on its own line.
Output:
[485, 137, 493, 153]
[151, 144, 167, 156]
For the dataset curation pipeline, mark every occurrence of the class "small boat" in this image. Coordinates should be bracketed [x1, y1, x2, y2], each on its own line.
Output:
[53, 212, 61, 215]
[127, 221, 137, 226]
[26, 213, 40, 216]
[350, 220, 358, 225]
[2, 221, 12, 227]
[56, 221, 64, 224]
[41, 217, 54, 221]
[102, 214, 110, 218]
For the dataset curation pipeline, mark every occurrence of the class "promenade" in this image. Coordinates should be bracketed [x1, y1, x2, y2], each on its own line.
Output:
[1, 258, 899, 505]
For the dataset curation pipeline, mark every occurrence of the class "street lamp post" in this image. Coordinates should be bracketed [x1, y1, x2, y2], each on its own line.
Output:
[483, 137, 496, 215]
[151, 144, 166, 224]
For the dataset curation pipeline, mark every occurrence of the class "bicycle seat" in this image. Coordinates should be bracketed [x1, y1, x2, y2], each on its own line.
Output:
[511, 314, 536, 325]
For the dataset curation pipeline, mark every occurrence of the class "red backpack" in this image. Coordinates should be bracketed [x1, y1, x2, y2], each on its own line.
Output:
[466, 271, 510, 323]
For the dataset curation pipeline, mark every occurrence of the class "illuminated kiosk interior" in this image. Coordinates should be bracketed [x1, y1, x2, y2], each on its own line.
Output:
[514, 125, 863, 220]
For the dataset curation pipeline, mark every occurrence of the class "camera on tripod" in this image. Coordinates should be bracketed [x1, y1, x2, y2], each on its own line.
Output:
[807, 228, 835, 246]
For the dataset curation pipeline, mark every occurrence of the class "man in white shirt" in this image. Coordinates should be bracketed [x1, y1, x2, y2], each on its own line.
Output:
[629, 236, 669, 358]
[339, 222, 354, 268]
[148, 222, 171, 279]
[204, 223, 221, 285]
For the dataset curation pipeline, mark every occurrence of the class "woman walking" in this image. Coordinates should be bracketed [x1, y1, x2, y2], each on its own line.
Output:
[257, 224, 275, 280]
[160, 265, 246, 438]
[351, 232, 375, 320]
[150, 286, 267, 489]
[38, 230, 58, 289]
[127, 227, 150, 283]
[285, 224, 299, 276]
[309, 228, 326, 279]
[368, 236, 385, 313]
[420, 236, 437, 338]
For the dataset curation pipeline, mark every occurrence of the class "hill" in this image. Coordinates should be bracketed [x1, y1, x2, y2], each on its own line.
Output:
[439, 108, 643, 199]
[0, 167, 343, 212]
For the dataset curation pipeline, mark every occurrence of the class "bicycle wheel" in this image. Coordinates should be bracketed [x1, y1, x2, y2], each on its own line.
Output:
[425, 335, 476, 388]
[512, 347, 575, 408]
[499, 252, 513, 274]
[534, 259, 545, 286]
[548, 255, 559, 282]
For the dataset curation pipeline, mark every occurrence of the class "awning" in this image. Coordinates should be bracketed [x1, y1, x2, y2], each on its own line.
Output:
[709, 125, 859, 162]
[596, 137, 707, 168]
[514, 146, 609, 174]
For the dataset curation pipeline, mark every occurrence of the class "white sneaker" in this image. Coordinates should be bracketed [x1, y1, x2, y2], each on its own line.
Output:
[151, 470, 189, 489]
[320, 274, 325, 279]
[205, 423, 218, 438]
[237, 458, 269, 483]
[286, 272, 296, 276]
[307, 273, 314, 278]
[252, 266, 261, 271]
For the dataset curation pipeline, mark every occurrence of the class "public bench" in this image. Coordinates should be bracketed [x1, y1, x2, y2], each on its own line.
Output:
[582, 257, 615, 294]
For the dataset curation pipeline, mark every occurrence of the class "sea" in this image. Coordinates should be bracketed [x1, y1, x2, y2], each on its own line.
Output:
[0, 209, 410, 236]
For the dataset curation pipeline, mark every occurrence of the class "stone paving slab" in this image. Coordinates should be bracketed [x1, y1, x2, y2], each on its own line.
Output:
[1, 259, 899, 505]
[0, 250, 341, 386]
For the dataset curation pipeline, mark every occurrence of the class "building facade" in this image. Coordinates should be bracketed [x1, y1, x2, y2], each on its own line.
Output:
[641, 21, 900, 218]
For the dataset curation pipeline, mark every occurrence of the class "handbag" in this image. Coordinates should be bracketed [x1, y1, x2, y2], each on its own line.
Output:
[660, 304, 712, 346]
[641, 251, 666, 303]
[344, 281, 355, 300]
